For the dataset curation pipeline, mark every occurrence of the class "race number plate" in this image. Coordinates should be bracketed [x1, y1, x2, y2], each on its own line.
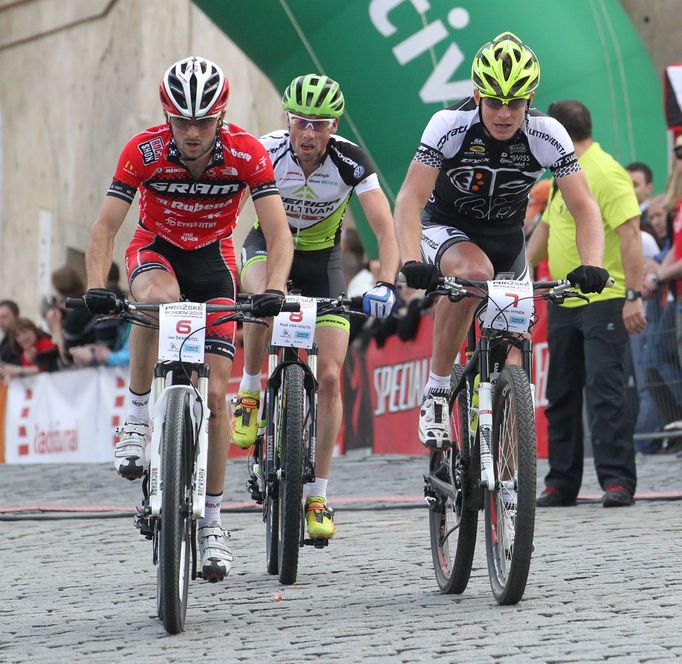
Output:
[271, 296, 317, 349]
[158, 302, 206, 362]
[481, 280, 534, 333]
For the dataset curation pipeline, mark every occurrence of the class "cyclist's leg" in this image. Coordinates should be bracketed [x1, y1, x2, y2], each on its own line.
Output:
[176, 240, 238, 580]
[115, 232, 181, 479]
[305, 322, 349, 539]
[419, 222, 493, 447]
[233, 228, 271, 448]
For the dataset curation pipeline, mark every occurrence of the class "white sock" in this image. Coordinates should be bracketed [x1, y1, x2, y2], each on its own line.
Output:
[126, 389, 150, 424]
[240, 371, 261, 393]
[199, 493, 223, 528]
[305, 478, 328, 500]
[424, 371, 450, 397]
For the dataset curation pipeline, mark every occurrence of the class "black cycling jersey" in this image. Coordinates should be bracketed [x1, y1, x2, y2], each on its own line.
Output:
[414, 97, 580, 229]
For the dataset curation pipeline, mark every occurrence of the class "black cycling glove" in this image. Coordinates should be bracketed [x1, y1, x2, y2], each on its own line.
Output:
[566, 265, 611, 294]
[83, 288, 120, 314]
[251, 289, 285, 317]
[400, 261, 441, 291]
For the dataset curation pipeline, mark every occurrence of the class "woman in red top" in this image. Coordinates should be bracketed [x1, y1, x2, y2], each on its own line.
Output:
[0, 318, 59, 381]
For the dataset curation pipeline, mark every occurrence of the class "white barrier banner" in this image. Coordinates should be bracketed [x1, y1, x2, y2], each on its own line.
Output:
[4, 367, 128, 464]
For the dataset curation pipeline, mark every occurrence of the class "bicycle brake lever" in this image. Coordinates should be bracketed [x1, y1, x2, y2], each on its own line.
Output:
[241, 316, 269, 327]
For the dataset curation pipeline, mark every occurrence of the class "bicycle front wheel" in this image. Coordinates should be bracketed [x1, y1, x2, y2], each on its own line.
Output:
[158, 389, 193, 633]
[277, 364, 305, 585]
[428, 364, 479, 594]
[484, 365, 536, 605]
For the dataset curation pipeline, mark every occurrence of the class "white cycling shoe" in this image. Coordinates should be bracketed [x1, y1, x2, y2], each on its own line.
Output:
[113, 421, 150, 480]
[419, 392, 452, 449]
[199, 523, 233, 582]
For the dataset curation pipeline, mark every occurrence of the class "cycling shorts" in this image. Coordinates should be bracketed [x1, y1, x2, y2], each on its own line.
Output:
[420, 213, 529, 280]
[240, 226, 349, 332]
[125, 226, 238, 359]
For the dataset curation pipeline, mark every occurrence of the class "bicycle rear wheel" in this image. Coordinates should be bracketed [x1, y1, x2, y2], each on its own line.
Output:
[277, 364, 305, 585]
[428, 364, 479, 594]
[484, 365, 536, 605]
[158, 389, 193, 633]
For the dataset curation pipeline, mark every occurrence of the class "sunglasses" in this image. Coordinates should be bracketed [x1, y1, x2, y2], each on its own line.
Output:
[674, 147, 682, 159]
[288, 113, 336, 132]
[480, 96, 529, 111]
[168, 114, 221, 130]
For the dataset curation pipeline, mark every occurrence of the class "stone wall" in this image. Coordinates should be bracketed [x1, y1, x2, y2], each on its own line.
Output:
[0, 0, 281, 318]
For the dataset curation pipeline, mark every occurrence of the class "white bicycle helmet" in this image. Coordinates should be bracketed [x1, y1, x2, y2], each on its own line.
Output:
[159, 56, 229, 118]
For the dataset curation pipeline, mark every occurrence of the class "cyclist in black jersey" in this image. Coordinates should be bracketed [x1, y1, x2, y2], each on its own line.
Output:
[394, 32, 611, 449]
[233, 75, 399, 540]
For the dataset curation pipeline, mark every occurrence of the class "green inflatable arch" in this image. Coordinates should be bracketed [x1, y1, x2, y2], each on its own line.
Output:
[196, 0, 666, 256]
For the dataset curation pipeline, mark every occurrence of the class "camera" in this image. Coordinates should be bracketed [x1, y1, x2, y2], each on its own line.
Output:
[40, 295, 61, 318]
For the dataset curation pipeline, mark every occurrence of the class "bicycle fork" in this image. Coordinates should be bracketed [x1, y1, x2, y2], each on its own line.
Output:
[148, 368, 211, 519]
[476, 336, 495, 490]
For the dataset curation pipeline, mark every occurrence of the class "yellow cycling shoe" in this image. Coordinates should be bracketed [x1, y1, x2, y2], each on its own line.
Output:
[230, 389, 261, 449]
[305, 496, 336, 540]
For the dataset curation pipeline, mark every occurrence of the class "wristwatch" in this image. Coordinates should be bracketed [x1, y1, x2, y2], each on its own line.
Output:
[625, 289, 642, 301]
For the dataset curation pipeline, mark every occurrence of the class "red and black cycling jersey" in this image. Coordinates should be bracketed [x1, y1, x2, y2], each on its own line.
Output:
[107, 123, 279, 250]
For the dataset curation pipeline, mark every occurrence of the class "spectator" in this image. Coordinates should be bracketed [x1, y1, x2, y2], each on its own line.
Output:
[662, 135, 682, 214]
[0, 317, 59, 381]
[0, 299, 21, 365]
[527, 99, 644, 508]
[69, 262, 130, 368]
[626, 161, 660, 261]
[43, 265, 96, 367]
[633, 196, 682, 452]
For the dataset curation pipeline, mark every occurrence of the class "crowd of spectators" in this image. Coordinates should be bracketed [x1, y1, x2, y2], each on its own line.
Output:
[0, 263, 129, 384]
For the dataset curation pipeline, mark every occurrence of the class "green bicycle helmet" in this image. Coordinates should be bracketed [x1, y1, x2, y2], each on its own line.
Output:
[471, 32, 540, 98]
[282, 74, 345, 118]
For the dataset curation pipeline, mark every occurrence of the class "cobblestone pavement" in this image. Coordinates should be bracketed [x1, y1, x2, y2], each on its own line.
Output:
[1, 452, 681, 663]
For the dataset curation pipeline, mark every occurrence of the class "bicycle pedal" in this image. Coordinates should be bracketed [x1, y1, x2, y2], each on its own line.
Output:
[303, 538, 329, 549]
[245, 475, 264, 504]
[133, 506, 153, 540]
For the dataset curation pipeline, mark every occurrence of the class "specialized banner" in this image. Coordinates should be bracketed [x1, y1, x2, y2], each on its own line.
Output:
[4, 367, 128, 464]
[343, 308, 550, 457]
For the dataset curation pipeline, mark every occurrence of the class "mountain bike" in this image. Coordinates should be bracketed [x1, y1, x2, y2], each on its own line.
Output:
[246, 294, 364, 585]
[423, 277, 588, 605]
[67, 295, 294, 633]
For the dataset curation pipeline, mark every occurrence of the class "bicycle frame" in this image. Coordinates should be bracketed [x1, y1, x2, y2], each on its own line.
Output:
[452, 323, 533, 491]
[148, 360, 210, 520]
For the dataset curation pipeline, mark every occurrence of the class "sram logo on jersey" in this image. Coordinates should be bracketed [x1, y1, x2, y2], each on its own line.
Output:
[138, 137, 164, 165]
[147, 179, 243, 197]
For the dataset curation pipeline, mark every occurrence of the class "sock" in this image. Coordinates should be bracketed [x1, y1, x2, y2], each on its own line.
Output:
[199, 492, 223, 528]
[305, 478, 328, 501]
[423, 371, 450, 398]
[126, 389, 150, 423]
[240, 371, 261, 393]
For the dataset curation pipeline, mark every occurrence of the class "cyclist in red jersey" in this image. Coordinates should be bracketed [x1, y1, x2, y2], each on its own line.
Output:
[82, 56, 293, 582]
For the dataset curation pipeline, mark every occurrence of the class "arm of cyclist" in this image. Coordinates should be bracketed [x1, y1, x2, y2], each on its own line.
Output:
[83, 196, 131, 313]
[616, 216, 646, 334]
[556, 171, 610, 292]
[394, 161, 440, 291]
[357, 188, 400, 318]
[526, 219, 549, 269]
[251, 193, 294, 316]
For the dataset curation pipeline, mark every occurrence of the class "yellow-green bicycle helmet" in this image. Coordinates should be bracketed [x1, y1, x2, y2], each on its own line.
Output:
[282, 74, 345, 118]
[471, 32, 540, 98]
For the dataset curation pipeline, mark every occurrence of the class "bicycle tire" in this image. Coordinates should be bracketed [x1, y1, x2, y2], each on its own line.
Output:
[484, 365, 536, 605]
[158, 389, 193, 633]
[428, 364, 479, 594]
[263, 388, 279, 576]
[277, 364, 305, 585]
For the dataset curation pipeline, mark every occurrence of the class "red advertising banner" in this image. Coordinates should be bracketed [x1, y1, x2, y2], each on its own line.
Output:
[343, 306, 550, 458]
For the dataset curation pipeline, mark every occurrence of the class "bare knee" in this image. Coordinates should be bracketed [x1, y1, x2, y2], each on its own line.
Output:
[318, 368, 342, 400]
